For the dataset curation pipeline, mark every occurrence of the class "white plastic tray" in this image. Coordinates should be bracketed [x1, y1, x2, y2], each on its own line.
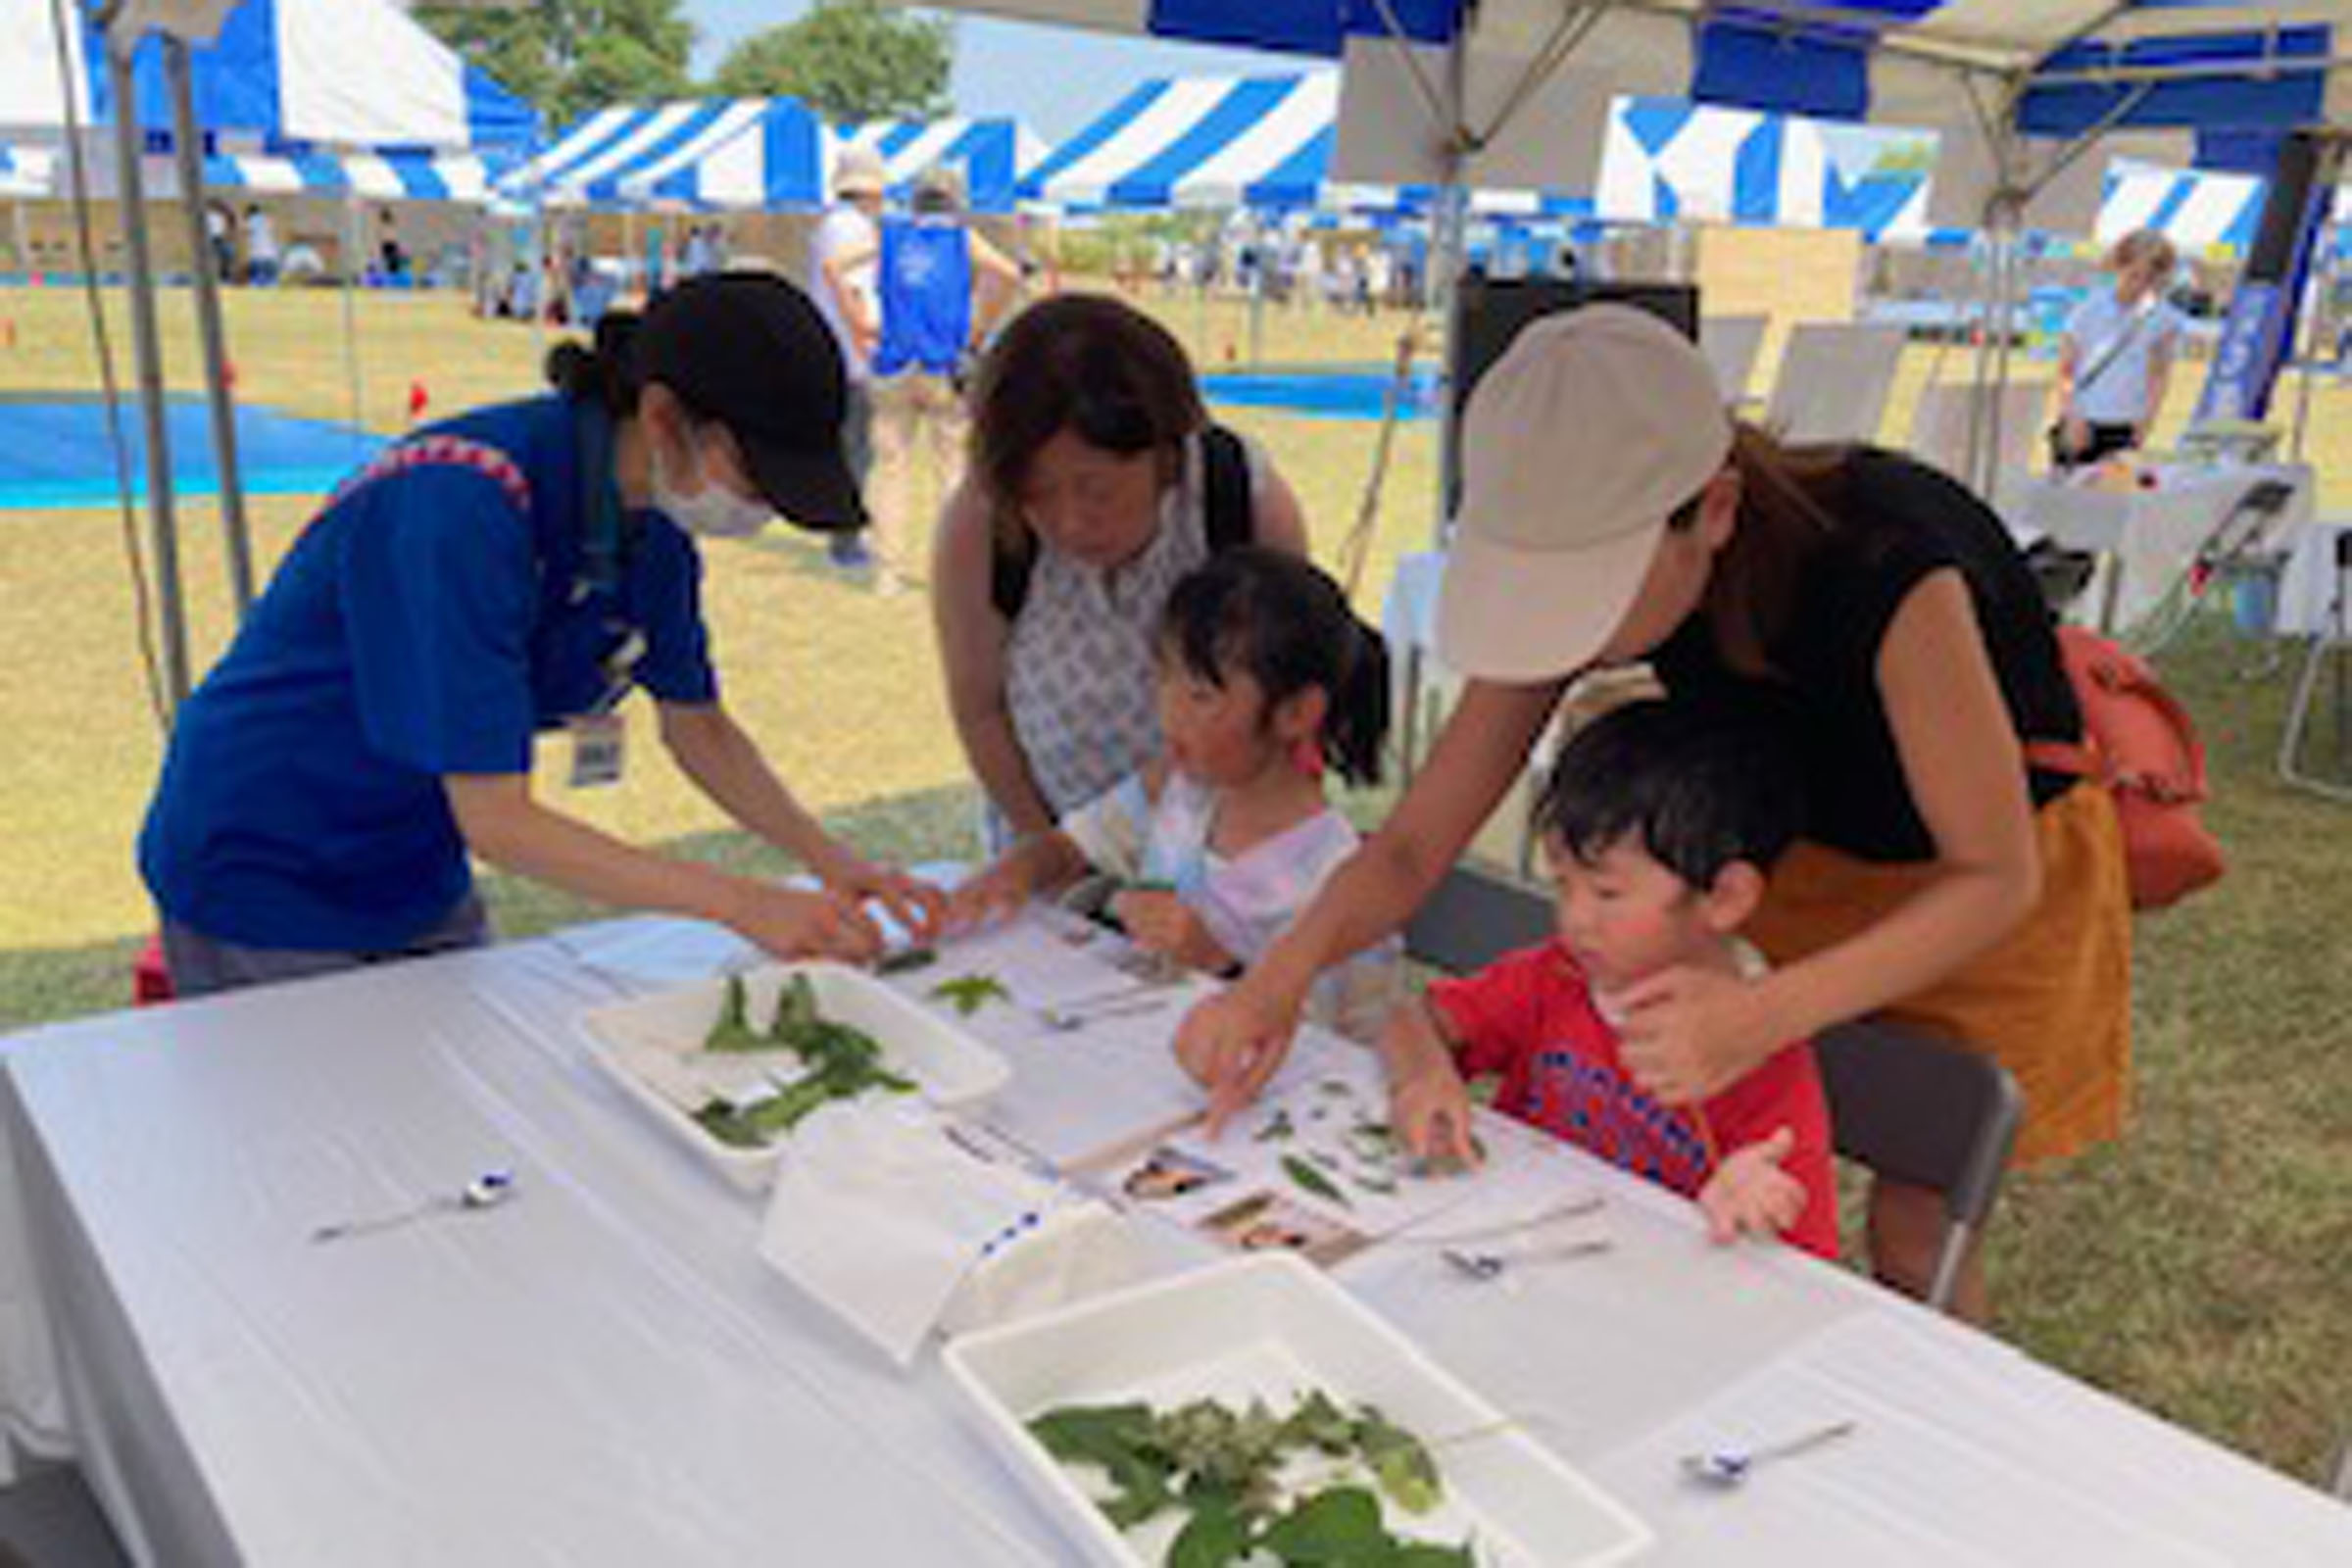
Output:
[944, 1253, 1652, 1567]
[578, 961, 1010, 1192]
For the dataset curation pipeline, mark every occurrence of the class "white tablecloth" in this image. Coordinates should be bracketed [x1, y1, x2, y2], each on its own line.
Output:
[5, 919, 2347, 1566]
[2002, 463, 2317, 632]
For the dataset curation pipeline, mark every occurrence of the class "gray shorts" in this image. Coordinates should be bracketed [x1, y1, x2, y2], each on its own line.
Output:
[161, 894, 492, 1000]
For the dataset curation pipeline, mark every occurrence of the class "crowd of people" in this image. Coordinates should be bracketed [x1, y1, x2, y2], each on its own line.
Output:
[137, 223, 2169, 1325]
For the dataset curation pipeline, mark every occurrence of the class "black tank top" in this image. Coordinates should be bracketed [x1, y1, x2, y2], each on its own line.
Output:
[1651, 447, 2082, 864]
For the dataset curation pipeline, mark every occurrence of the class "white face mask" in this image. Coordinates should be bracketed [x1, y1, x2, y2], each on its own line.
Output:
[652, 440, 772, 538]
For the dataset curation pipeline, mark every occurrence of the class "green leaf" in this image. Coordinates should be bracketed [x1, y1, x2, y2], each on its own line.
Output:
[1028, 1403, 1176, 1530]
[930, 973, 1009, 1017]
[769, 972, 820, 1040]
[1280, 1391, 1355, 1455]
[1282, 1154, 1352, 1208]
[1254, 1109, 1296, 1143]
[1260, 1486, 1389, 1564]
[872, 945, 938, 976]
[1167, 1494, 1252, 1568]
[1354, 1407, 1444, 1516]
[703, 973, 769, 1054]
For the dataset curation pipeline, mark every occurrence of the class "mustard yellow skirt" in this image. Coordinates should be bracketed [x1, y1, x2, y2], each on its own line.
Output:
[1745, 783, 2132, 1164]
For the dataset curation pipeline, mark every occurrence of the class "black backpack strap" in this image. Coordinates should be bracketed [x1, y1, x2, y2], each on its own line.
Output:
[990, 526, 1035, 621]
[1200, 423, 1253, 552]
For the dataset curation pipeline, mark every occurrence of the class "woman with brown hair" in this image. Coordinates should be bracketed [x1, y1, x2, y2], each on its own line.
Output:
[1175, 305, 2132, 1319]
[933, 293, 1309, 849]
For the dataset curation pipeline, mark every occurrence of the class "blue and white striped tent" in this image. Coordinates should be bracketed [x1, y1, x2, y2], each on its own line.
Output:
[0, 0, 533, 151]
[2098, 163, 2269, 253]
[498, 100, 826, 211]
[1024, 74, 1340, 209]
[0, 143, 55, 199]
[827, 118, 1048, 213]
[1026, 76, 1917, 230]
[923, 2, 2347, 168]
[500, 102, 1044, 215]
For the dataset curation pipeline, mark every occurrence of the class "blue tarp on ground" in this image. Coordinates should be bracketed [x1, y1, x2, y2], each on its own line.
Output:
[0, 397, 380, 511]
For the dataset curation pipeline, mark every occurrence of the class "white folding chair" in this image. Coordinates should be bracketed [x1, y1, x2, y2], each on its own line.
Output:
[2278, 525, 2352, 803]
[1700, 313, 1769, 407]
[1764, 322, 1908, 444]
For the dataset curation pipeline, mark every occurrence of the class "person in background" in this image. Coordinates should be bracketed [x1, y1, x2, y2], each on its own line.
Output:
[205, 201, 237, 284]
[377, 207, 408, 283]
[1380, 697, 1838, 1259]
[809, 146, 888, 571]
[243, 204, 279, 287]
[951, 549, 1399, 1041]
[2051, 228, 2182, 468]
[139, 273, 943, 998]
[932, 294, 1309, 853]
[835, 165, 1022, 596]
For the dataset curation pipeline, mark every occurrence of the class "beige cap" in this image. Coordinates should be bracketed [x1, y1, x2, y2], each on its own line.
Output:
[1435, 304, 1732, 682]
[834, 146, 887, 198]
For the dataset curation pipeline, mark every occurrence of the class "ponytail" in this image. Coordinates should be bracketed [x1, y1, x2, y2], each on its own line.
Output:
[1322, 616, 1391, 788]
[545, 311, 644, 414]
[1159, 546, 1394, 790]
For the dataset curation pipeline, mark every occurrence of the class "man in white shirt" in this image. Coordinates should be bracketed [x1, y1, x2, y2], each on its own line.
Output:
[2052, 228, 2182, 467]
[809, 147, 887, 567]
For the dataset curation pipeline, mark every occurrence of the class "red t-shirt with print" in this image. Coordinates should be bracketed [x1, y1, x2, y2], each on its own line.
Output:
[1427, 944, 1839, 1259]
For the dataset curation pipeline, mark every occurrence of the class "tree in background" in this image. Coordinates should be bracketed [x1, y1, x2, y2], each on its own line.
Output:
[711, 0, 953, 122]
[416, 1, 694, 127]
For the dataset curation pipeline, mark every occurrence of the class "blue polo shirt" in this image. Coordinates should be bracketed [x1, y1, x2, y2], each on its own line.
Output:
[139, 395, 717, 952]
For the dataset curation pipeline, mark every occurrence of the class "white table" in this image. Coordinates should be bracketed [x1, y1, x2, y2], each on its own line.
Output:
[2002, 462, 2316, 633]
[5, 918, 2348, 1566]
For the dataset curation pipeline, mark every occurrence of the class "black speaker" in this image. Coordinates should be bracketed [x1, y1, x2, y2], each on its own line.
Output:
[1445, 277, 1701, 509]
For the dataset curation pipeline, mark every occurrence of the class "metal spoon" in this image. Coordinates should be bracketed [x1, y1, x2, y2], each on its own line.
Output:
[1441, 1237, 1613, 1280]
[1680, 1419, 1857, 1489]
[312, 1170, 516, 1245]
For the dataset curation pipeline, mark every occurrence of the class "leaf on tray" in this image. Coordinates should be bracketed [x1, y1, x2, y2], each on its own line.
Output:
[703, 973, 769, 1054]
[1355, 1407, 1444, 1516]
[1168, 1494, 1250, 1568]
[931, 973, 1010, 1016]
[1259, 1486, 1387, 1563]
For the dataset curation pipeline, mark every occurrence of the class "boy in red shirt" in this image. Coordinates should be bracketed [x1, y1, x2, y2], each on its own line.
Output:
[1382, 698, 1838, 1257]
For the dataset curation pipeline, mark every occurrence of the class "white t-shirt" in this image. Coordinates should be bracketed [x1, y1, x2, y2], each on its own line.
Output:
[808, 205, 878, 381]
[245, 211, 277, 262]
[2065, 289, 2182, 425]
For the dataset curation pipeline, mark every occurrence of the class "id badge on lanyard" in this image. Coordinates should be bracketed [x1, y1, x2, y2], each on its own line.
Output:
[567, 625, 645, 789]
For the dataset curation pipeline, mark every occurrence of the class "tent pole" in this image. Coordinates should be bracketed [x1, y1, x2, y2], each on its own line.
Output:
[1430, 29, 1470, 546]
[340, 186, 368, 450]
[104, 25, 193, 709]
[166, 35, 254, 614]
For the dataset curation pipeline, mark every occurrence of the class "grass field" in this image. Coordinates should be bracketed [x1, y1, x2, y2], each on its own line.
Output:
[0, 280, 2346, 1488]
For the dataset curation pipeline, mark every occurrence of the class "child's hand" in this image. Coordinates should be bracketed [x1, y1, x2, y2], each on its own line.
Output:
[1110, 890, 1230, 973]
[1389, 1058, 1481, 1171]
[1697, 1126, 1807, 1246]
[945, 859, 1030, 933]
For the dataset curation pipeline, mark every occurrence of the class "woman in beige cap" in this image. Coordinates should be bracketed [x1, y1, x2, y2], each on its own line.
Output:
[1175, 304, 2131, 1318]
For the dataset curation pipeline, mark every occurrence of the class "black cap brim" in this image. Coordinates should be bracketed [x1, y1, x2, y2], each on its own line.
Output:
[742, 437, 868, 534]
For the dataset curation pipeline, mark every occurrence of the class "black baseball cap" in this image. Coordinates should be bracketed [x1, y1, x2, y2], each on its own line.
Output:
[634, 270, 867, 532]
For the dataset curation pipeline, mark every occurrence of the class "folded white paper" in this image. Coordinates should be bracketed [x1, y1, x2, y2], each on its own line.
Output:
[757, 1100, 1133, 1366]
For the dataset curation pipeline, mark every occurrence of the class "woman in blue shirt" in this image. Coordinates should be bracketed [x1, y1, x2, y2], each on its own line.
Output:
[141, 272, 942, 997]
